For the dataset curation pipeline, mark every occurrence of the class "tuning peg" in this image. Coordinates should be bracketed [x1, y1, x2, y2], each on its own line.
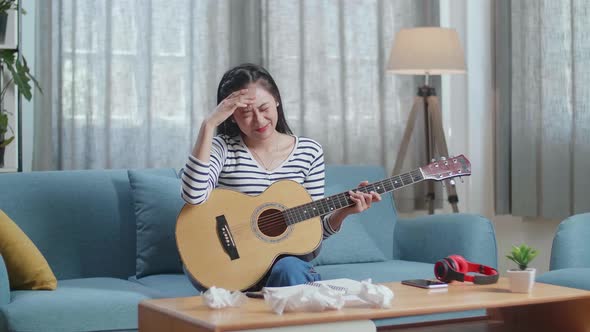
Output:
[440, 156, 447, 161]
[431, 158, 437, 162]
[449, 179, 456, 186]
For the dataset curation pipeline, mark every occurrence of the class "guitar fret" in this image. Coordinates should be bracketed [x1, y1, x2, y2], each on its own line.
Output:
[393, 176, 403, 188]
[284, 209, 292, 225]
[336, 196, 343, 209]
[322, 199, 330, 214]
[290, 207, 298, 223]
[383, 179, 393, 191]
[298, 206, 306, 220]
[311, 204, 318, 216]
[377, 181, 387, 194]
[326, 196, 335, 212]
[412, 170, 424, 182]
[401, 174, 413, 185]
[338, 193, 348, 208]
[371, 183, 378, 193]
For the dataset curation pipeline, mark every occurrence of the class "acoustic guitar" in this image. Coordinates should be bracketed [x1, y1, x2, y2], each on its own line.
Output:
[176, 155, 471, 291]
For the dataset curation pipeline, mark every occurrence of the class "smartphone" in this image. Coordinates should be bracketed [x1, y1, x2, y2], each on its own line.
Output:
[401, 279, 448, 289]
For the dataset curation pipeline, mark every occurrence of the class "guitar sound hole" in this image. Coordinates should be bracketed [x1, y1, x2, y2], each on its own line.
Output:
[257, 209, 287, 237]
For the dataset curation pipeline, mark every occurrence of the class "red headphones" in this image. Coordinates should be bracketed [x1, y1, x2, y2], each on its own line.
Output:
[434, 255, 499, 285]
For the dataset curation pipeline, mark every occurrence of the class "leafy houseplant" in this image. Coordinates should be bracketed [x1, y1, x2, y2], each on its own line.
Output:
[506, 244, 539, 293]
[506, 244, 539, 271]
[0, 0, 40, 167]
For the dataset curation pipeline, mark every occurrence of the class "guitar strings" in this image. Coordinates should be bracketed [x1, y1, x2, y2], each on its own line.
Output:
[232, 180, 400, 234]
[225, 168, 437, 235]
[231, 193, 354, 234]
[255, 192, 352, 226]
[232, 169, 427, 233]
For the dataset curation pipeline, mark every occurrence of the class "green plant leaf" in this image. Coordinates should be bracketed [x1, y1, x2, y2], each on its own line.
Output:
[0, 0, 17, 13]
[0, 135, 14, 148]
[0, 49, 41, 103]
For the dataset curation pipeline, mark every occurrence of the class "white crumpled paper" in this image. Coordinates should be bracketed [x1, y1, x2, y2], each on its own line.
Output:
[202, 286, 247, 309]
[358, 279, 395, 308]
[263, 278, 394, 315]
[263, 283, 345, 315]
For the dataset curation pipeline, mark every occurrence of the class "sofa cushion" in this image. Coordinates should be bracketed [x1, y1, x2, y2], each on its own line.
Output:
[129, 274, 200, 298]
[312, 184, 387, 266]
[0, 209, 57, 290]
[314, 260, 435, 283]
[313, 214, 388, 265]
[324, 165, 397, 260]
[536, 268, 590, 290]
[128, 169, 185, 278]
[0, 278, 160, 332]
[0, 169, 138, 280]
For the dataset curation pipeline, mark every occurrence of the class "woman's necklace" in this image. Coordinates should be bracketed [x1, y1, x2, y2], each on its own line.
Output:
[250, 139, 280, 171]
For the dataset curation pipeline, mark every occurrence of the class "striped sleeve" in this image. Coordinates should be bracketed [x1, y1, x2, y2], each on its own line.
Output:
[180, 136, 227, 205]
[301, 141, 339, 240]
[321, 213, 338, 240]
[303, 143, 325, 200]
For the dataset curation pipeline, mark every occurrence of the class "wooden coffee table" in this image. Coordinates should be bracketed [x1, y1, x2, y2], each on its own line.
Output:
[139, 278, 590, 332]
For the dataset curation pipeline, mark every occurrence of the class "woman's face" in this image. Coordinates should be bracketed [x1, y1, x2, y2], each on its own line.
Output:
[232, 82, 278, 140]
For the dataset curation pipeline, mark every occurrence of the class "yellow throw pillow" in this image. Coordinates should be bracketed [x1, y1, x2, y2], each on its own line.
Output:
[0, 209, 57, 290]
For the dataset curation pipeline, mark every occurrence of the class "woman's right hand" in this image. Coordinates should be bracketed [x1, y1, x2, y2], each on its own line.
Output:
[206, 89, 255, 127]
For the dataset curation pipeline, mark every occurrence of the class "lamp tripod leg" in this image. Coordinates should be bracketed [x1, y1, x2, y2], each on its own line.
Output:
[424, 95, 435, 214]
[392, 96, 423, 176]
[428, 96, 460, 213]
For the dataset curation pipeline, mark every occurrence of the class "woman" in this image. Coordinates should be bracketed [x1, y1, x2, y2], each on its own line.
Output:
[181, 63, 381, 291]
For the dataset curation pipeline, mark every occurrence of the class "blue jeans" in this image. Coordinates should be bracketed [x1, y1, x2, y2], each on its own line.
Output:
[184, 256, 321, 292]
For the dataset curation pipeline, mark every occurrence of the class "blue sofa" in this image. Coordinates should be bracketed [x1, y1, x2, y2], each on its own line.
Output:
[0, 165, 498, 332]
[536, 213, 590, 290]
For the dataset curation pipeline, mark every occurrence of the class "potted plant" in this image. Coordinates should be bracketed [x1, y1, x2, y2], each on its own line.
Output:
[0, 0, 18, 44]
[506, 244, 539, 293]
[0, 0, 40, 167]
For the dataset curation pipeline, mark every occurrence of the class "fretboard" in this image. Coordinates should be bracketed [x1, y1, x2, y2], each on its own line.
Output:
[283, 168, 424, 225]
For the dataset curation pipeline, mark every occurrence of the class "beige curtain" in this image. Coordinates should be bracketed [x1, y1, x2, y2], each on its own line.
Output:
[496, 0, 590, 218]
[262, 0, 439, 211]
[35, 0, 438, 211]
[35, 0, 235, 170]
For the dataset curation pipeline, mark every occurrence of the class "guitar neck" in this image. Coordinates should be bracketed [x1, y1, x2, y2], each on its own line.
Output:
[284, 168, 424, 225]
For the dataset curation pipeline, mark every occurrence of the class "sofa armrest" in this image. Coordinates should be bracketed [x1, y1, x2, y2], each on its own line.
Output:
[550, 213, 590, 270]
[0, 255, 9, 305]
[394, 213, 498, 269]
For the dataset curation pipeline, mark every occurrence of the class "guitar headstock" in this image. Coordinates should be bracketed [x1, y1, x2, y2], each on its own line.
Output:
[420, 155, 471, 181]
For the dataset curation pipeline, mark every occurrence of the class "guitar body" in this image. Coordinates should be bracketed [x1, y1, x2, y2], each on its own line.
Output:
[176, 180, 323, 291]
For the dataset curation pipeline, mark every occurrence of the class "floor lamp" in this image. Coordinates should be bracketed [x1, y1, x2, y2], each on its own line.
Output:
[387, 27, 466, 214]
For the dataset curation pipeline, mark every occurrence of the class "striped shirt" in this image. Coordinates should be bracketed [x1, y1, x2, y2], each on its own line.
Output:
[181, 134, 338, 239]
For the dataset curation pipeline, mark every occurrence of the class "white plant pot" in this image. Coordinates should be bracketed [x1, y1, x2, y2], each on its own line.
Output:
[506, 268, 536, 293]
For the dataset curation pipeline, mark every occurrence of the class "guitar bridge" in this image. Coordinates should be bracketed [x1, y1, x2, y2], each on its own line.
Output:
[216, 215, 239, 260]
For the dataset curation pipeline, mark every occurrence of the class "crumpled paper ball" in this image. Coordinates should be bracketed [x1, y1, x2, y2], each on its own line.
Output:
[202, 286, 247, 309]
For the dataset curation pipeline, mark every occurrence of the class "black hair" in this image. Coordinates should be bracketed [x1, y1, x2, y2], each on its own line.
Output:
[216, 63, 292, 137]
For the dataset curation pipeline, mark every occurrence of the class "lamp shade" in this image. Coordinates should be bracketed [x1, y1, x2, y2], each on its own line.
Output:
[387, 27, 466, 75]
